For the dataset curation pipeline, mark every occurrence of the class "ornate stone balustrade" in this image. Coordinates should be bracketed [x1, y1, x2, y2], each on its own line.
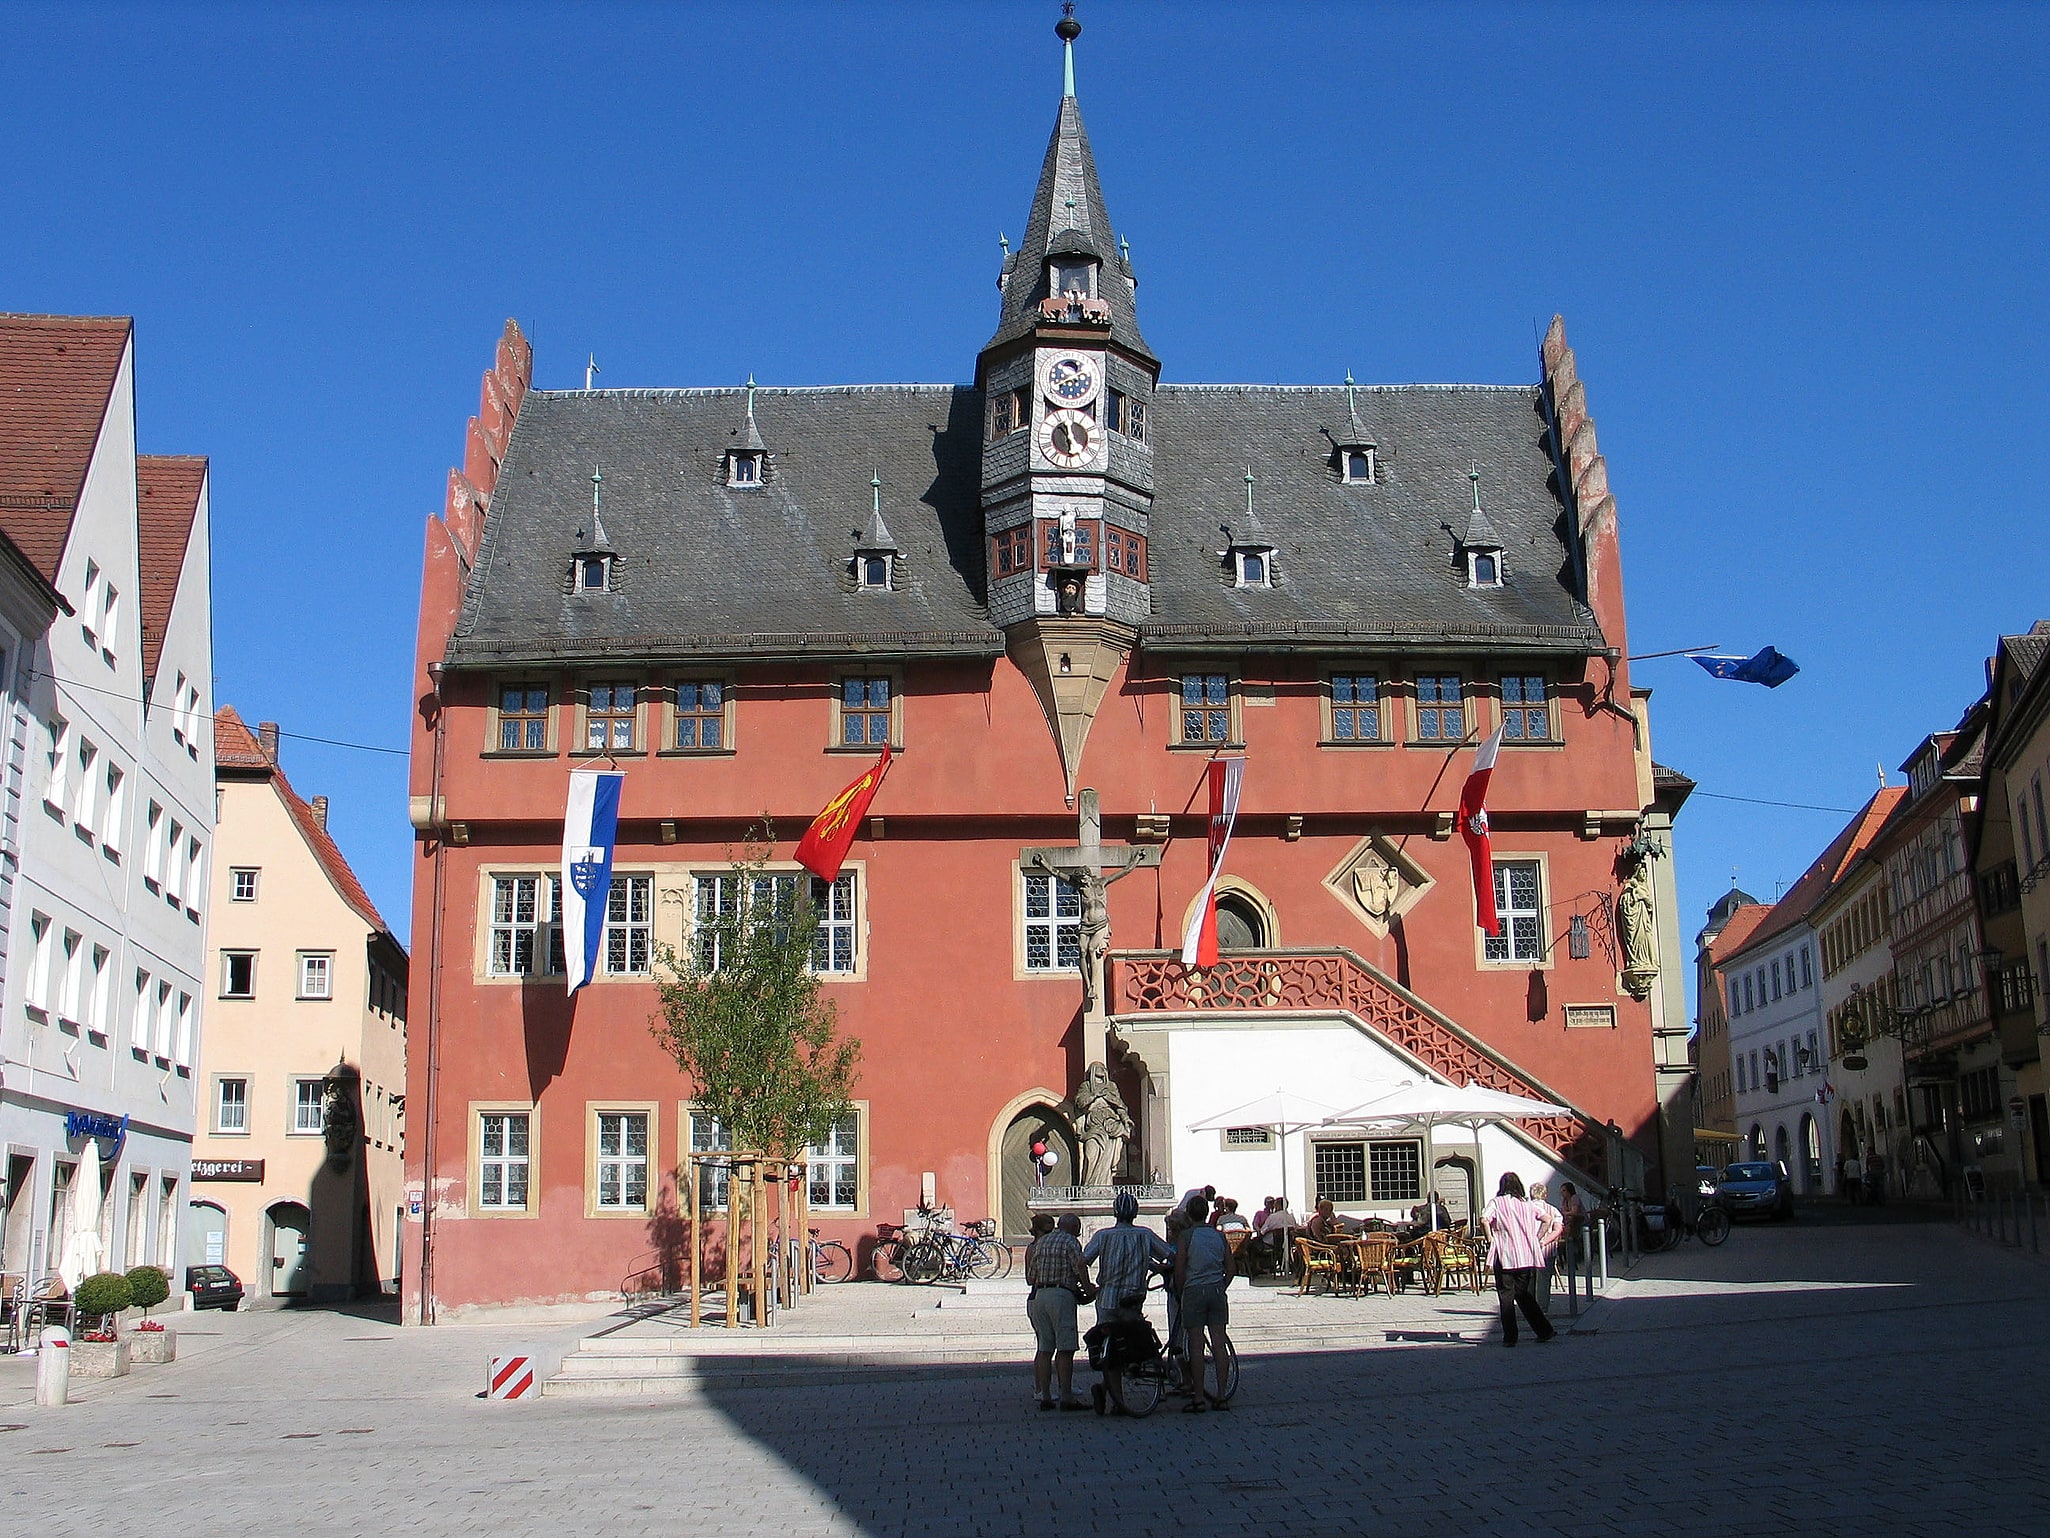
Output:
[1112, 948, 1610, 1181]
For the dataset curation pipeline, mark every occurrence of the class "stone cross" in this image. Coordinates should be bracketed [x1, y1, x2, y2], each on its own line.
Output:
[1021, 788, 1162, 1063]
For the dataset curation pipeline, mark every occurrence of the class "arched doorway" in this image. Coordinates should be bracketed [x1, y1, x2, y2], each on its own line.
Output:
[1773, 1125, 1792, 1180]
[265, 1201, 311, 1297]
[1749, 1125, 1765, 1160]
[997, 1106, 1077, 1240]
[1431, 1155, 1476, 1225]
[1840, 1108, 1859, 1163]
[1214, 893, 1265, 950]
[1800, 1114, 1822, 1192]
[185, 1200, 228, 1268]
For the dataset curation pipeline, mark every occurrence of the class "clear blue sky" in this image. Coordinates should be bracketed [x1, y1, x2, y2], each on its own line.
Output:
[6, 2, 2045, 1010]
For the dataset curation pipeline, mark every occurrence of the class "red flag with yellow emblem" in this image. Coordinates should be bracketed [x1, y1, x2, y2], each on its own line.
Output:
[794, 745, 891, 881]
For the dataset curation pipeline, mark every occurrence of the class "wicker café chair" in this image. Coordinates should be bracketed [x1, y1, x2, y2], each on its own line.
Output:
[1386, 1237, 1438, 1295]
[1351, 1233, 1397, 1295]
[1223, 1227, 1255, 1279]
[1432, 1231, 1486, 1294]
[1294, 1237, 1348, 1297]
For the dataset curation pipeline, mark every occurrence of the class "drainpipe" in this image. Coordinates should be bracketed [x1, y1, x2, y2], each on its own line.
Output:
[417, 662, 449, 1325]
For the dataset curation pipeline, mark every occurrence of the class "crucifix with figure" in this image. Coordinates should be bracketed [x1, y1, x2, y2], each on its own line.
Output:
[1022, 788, 1162, 1063]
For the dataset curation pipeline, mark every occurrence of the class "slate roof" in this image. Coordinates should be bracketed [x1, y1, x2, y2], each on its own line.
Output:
[215, 705, 396, 940]
[136, 455, 205, 685]
[0, 314, 131, 585]
[449, 378, 1600, 666]
[987, 96, 1151, 363]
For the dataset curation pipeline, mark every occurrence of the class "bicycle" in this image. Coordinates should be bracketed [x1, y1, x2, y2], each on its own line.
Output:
[807, 1227, 854, 1284]
[902, 1220, 1010, 1283]
[1085, 1272, 1240, 1417]
[1655, 1202, 1731, 1249]
[870, 1222, 908, 1282]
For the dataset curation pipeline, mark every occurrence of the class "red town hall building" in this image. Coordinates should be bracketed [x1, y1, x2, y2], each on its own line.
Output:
[404, 34, 1691, 1317]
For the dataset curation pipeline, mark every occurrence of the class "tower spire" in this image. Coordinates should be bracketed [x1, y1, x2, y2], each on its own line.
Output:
[1058, 4, 1080, 98]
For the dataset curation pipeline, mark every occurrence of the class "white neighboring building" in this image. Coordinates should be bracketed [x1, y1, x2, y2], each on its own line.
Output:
[0, 314, 215, 1294]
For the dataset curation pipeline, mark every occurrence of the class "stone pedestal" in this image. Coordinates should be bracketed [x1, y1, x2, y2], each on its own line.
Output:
[129, 1329, 177, 1364]
[1026, 1184, 1176, 1241]
[71, 1340, 131, 1379]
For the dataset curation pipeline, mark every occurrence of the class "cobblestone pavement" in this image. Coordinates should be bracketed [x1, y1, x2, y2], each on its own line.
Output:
[3, 1208, 2046, 1537]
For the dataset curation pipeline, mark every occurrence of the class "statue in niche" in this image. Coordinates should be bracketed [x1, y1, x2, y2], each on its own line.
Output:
[321, 1063, 362, 1176]
[1616, 855, 1659, 999]
[1073, 1061, 1134, 1188]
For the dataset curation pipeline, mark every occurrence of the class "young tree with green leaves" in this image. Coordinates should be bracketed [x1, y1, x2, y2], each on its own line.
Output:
[649, 832, 861, 1161]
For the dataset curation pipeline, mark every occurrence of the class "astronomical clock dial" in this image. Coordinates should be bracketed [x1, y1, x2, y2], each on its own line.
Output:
[1039, 352, 1101, 409]
[1038, 408, 1100, 470]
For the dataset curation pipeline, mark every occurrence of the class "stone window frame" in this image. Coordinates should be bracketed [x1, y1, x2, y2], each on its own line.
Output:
[727, 450, 766, 488]
[485, 677, 558, 758]
[219, 949, 257, 1000]
[470, 1100, 540, 1219]
[573, 677, 646, 758]
[1167, 667, 1243, 751]
[473, 869, 565, 983]
[229, 867, 259, 902]
[802, 1100, 871, 1218]
[296, 950, 335, 1001]
[1406, 668, 1470, 747]
[211, 1074, 251, 1136]
[659, 673, 738, 758]
[574, 553, 614, 592]
[1232, 549, 1275, 589]
[681, 1103, 735, 1213]
[585, 1100, 659, 1219]
[1474, 851, 1553, 971]
[827, 666, 904, 754]
[1319, 666, 1393, 748]
[1491, 669, 1559, 746]
[1339, 445, 1378, 486]
[289, 1076, 326, 1137]
[685, 862, 869, 983]
[1466, 548, 1504, 589]
[1013, 861, 1083, 982]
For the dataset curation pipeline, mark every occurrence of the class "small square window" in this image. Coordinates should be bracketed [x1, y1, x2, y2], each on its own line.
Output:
[1468, 550, 1502, 588]
[216, 1078, 248, 1134]
[1179, 674, 1231, 743]
[479, 1111, 531, 1209]
[1331, 674, 1380, 742]
[988, 390, 1023, 441]
[729, 452, 762, 486]
[221, 951, 256, 999]
[298, 952, 333, 1000]
[1235, 550, 1271, 588]
[587, 682, 636, 751]
[1342, 448, 1376, 484]
[595, 1111, 649, 1210]
[498, 686, 550, 752]
[841, 677, 892, 747]
[577, 555, 611, 592]
[859, 555, 892, 590]
[231, 868, 259, 902]
[673, 681, 725, 750]
[1500, 676, 1549, 741]
[993, 526, 1032, 578]
[293, 1079, 326, 1134]
[1415, 674, 1465, 741]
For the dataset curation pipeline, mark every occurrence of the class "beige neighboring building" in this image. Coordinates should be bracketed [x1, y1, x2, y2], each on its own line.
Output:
[188, 707, 407, 1301]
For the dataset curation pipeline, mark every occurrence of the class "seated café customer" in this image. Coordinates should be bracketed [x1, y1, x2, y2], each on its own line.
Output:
[1420, 1191, 1451, 1231]
[1307, 1198, 1341, 1240]
[1214, 1198, 1252, 1232]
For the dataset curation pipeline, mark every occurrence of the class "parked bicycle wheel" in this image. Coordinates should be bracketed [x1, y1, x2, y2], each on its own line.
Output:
[1173, 1337, 1240, 1403]
[992, 1239, 1016, 1278]
[870, 1239, 906, 1283]
[815, 1240, 854, 1283]
[1698, 1207, 1732, 1246]
[902, 1239, 943, 1285]
[963, 1238, 1004, 1280]
[1120, 1356, 1168, 1417]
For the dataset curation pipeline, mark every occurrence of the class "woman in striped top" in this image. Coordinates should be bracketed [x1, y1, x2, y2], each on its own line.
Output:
[1482, 1172, 1560, 1346]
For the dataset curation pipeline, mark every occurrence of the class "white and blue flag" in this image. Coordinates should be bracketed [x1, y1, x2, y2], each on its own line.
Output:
[562, 770, 624, 994]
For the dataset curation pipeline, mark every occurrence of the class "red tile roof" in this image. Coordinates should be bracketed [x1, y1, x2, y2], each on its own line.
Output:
[0, 315, 131, 584]
[1704, 902, 1772, 965]
[136, 455, 205, 684]
[214, 704, 394, 939]
[1720, 786, 1906, 966]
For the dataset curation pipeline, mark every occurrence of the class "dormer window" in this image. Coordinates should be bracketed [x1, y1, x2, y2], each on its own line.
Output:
[1459, 461, 1504, 589]
[728, 451, 764, 487]
[1234, 549, 1274, 589]
[1467, 549, 1502, 588]
[853, 470, 898, 593]
[1051, 259, 1095, 298]
[577, 555, 612, 592]
[858, 555, 893, 591]
[1342, 447, 1377, 484]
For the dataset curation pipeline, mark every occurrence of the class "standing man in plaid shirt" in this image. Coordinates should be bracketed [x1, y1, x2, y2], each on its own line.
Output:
[1025, 1213, 1091, 1410]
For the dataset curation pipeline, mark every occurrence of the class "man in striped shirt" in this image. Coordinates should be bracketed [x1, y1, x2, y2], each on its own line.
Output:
[1024, 1214, 1090, 1411]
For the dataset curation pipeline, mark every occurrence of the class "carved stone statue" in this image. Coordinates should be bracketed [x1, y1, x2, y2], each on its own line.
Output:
[1616, 859, 1659, 999]
[1073, 1061, 1134, 1188]
[1352, 858, 1404, 923]
[321, 1063, 362, 1176]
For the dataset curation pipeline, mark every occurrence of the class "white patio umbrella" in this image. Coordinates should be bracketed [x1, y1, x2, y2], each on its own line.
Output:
[58, 1135, 105, 1288]
[1187, 1091, 1344, 1213]
[1324, 1079, 1572, 1223]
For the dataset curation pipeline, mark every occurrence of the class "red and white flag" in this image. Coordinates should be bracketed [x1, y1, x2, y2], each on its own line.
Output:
[1458, 726, 1506, 935]
[1180, 757, 1246, 966]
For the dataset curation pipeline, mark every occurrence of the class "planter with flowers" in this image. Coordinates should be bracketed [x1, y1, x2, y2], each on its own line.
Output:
[123, 1266, 176, 1363]
[70, 1272, 133, 1378]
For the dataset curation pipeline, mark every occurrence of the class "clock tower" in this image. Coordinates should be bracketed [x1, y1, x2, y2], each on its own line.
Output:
[978, 6, 1158, 799]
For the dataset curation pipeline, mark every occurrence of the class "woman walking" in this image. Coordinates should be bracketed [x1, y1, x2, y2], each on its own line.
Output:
[1482, 1172, 1560, 1347]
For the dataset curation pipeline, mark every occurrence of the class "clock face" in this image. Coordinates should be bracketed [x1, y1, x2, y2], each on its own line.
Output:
[1040, 353, 1101, 408]
[1038, 409, 1100, 470]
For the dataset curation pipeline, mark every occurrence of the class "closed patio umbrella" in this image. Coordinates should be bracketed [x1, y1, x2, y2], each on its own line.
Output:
[58, 1135, 105, 1288]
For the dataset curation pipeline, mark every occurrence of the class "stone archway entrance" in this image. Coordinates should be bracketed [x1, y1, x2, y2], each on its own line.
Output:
[1431, 1155, 1476, 1224]
[998, 1106, 1076, 1240]
[265, 1201, 311, 1297]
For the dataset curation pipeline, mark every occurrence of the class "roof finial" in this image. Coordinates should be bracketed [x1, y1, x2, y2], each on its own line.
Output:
[872, 468, 882, 518]
[999, 230, 1010, 257]
[593, 464, 604, 518]
[1245, 469, 1256, 518]
[1344, 369, 1357, 416]
[585, 353, 600, 391]
[1120, 235, 1131, 264]
[745, 372, 757, 418]
[1469, 459, 1483, 513]
[1057, 4, 1080, 98]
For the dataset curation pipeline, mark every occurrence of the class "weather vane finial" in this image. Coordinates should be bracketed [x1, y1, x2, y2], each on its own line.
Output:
[1245, 469, 1256, 517]
[872, 468, 882, 518]
[1344, 369, 1357, 415]
[1469, 459, 1483, 512]
[1057, 4, 1081, 98]
[592, 464, 603, 518]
